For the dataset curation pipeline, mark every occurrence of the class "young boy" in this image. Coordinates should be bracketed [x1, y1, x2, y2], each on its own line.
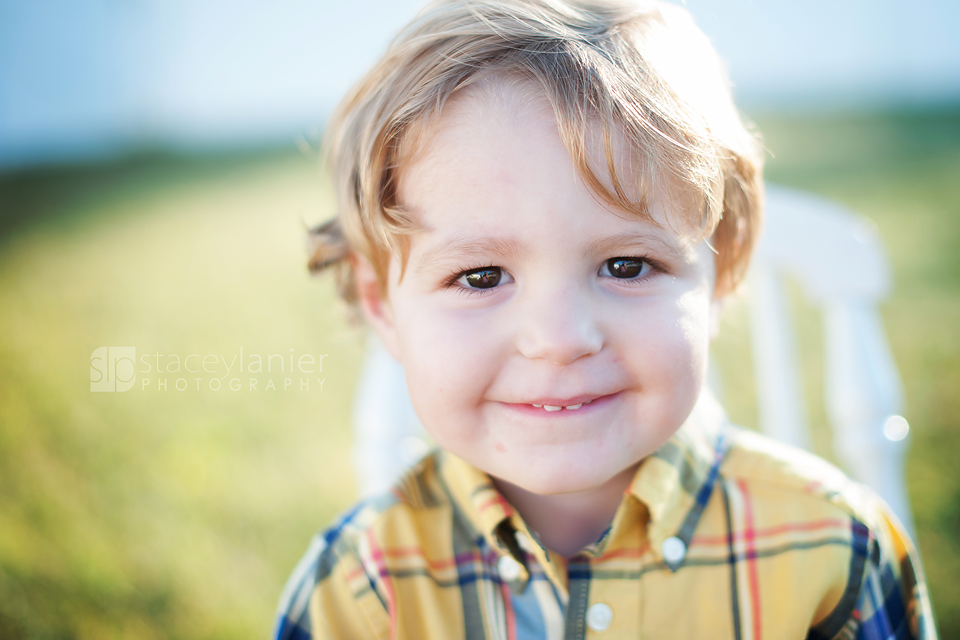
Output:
[277, 0, 936, 638]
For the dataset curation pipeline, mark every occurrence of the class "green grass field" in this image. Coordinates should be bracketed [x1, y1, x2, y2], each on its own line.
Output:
[1, 109, 958, 638]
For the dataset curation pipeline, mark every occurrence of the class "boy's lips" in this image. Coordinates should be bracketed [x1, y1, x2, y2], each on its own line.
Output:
[500, 392, 619, 413]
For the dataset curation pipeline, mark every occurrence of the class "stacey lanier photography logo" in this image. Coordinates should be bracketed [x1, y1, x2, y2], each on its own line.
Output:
[89, 347, 137, 392]
[89, 346, 328, 393]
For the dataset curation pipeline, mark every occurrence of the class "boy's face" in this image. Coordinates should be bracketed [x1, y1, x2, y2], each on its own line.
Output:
[359, 82, 719, 496]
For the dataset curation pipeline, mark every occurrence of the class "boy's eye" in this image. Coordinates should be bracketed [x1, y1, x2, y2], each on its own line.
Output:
[460, 267, 505, 289]
[602, 257, 649, 279]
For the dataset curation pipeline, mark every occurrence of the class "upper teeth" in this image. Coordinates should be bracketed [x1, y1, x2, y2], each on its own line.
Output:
[534, 403, 583, 411]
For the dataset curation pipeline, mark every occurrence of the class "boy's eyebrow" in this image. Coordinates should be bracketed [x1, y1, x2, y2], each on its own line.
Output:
[588, 230, 686, 259]
[413, 229, 688, 271]
[414, 236, 526, 270]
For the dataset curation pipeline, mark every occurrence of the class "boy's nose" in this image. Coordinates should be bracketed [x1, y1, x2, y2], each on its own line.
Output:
[515, 288, 603, 366]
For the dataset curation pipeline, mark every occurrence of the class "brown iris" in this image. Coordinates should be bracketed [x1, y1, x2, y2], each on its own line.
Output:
[606, 258, 644, 278]
[464, 268, 502, 289]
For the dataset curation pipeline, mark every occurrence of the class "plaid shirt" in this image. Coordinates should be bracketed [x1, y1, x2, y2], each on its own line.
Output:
[275, 395, 936, 639]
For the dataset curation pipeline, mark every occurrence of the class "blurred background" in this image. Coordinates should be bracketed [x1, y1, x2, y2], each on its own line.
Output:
[1, 0, 958, 637]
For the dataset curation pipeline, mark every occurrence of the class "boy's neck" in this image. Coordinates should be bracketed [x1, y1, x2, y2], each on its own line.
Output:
[492, 464, 640, 558]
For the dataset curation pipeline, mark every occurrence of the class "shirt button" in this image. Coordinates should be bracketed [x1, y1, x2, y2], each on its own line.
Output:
[497, 554, 522, 581]
[586, 603, 613, 631]
[515, 530, 535, 552]
[661, 536, 686, 564]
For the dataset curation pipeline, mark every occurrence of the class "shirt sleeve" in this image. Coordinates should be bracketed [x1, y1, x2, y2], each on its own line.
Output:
[813, 497, 938, 640]
[274, 533, 325, 640]
[274, 531, 390, 640]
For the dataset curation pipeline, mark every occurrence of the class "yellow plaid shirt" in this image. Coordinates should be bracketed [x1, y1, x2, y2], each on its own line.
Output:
[275, 395, 936, 639]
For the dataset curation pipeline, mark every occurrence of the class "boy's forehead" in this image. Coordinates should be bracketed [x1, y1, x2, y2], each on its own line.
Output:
[397, 76, 707, 245]
[396, 78, 554, 182]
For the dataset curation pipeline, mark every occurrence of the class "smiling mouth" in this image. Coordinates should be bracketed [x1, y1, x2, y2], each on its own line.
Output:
[531, 400, 593, 411]
[509, 392, 618, 413]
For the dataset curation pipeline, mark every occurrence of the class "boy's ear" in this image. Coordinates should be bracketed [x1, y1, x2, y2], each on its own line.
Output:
[352, 253, 402, 359]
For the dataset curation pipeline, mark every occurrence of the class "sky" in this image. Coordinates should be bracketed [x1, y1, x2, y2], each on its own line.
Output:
[1, 0, 958, 169]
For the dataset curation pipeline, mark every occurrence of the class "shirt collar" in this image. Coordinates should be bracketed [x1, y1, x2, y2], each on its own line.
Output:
[440, 450, 579, 593]
[628, 390, 730, 570]
[438, 390, 730, 579]
[439, 449, 514, 544]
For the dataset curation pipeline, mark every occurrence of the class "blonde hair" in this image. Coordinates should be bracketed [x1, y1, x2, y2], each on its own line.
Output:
[309, 0, 764, 303]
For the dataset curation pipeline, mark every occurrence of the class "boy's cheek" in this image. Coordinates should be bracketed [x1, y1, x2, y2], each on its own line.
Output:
[621, 305, 711, 388]
[396, 313, 491, 391]
[709, 298, 723, 340]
